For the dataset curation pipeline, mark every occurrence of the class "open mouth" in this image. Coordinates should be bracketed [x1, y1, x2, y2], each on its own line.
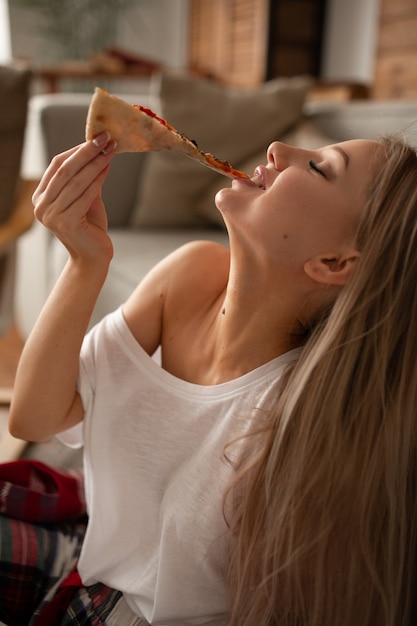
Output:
[250, 173, 264, 189]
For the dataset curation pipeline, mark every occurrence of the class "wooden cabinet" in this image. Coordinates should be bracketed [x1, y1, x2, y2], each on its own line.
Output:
[373, 0, 417, 99]
[189, 0, 327, 87]
[267, 0, 327, 79]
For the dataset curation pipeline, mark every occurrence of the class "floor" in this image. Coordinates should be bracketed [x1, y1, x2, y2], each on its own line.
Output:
[0, 324, 83, 468]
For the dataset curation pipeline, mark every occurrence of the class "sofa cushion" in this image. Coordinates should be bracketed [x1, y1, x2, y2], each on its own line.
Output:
[132, 72, 312, 228]
[195, 117, 336, 227]
[304, 100, 417, 143]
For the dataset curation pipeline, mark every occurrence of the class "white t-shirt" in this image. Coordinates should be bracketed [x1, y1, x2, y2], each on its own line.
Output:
[62, 307, 299, 625]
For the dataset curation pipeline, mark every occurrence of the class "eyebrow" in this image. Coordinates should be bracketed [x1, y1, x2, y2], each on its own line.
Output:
[332, 145, 350, 168]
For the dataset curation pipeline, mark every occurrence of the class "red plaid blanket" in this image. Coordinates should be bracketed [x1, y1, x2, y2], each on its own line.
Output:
[0, 459, 86, 523]
[0, 460, 121, 625]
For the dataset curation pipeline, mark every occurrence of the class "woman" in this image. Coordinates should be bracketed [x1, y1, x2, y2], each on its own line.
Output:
[6, 131, 417, 625]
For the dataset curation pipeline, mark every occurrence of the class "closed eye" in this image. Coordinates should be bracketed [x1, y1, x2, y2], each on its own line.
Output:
[309, 159, 326, 178]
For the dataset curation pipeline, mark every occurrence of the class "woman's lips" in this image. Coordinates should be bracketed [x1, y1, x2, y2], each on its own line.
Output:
[251, 166, 265, 189]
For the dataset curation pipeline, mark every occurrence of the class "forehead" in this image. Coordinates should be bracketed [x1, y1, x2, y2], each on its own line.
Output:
[325, 140, 383, 213]
[336, 139, 382, 164]
[329, 140, 384, 189]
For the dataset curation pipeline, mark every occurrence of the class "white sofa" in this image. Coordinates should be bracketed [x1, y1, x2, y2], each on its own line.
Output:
[15, 72, 417, 338]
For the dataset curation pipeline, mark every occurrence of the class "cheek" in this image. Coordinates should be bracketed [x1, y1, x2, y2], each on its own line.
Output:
[298, 201, 358, 254]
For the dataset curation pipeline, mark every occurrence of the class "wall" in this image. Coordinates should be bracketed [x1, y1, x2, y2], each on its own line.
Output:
[373, 0, 417, 99]
[0, 0, 12, 63]
[8, 0, 189, 93]
[117, 0, 189, 69]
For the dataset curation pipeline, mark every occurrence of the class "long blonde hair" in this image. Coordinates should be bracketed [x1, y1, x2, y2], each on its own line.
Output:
[227, 136, 417, 626]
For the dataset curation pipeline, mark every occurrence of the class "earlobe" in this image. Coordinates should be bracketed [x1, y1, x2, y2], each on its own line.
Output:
[304, 251, 360, 286]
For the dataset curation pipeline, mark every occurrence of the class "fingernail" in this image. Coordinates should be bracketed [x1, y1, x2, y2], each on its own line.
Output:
[101, 140, 118, 155]
[92, 131, 111, 148]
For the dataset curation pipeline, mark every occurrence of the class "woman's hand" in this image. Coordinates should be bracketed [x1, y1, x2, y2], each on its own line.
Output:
[33, 131, 117, 266]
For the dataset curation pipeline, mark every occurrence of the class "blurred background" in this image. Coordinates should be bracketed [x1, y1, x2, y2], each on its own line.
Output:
[0, 0, 411, 100]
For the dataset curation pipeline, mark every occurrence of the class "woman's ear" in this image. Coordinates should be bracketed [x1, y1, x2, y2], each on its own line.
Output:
[304, 250, 360, 286]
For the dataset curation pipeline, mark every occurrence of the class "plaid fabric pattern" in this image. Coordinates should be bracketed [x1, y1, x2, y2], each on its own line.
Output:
[0, 460, 141, 626]
[0, 460, 228, 625]
[0, 514, 85, 625]
[0, 459, 86, 523]
[32, 576, 124, 626]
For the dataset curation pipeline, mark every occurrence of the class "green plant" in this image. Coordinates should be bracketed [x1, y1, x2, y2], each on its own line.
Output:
[10, 0, 139, 60]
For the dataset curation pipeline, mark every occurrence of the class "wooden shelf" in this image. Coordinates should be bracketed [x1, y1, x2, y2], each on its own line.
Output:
[34, 58, 160, 93]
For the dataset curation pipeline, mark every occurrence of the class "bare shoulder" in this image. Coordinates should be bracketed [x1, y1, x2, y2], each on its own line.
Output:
[123, 240, 229, 355]
[167, 240, 230, 289]
[161, 240, 230, 373]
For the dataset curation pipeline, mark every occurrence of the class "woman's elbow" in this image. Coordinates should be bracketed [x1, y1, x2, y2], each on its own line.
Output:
[8, 409, 49, 442]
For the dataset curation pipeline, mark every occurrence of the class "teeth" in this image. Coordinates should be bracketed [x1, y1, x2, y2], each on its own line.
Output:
[250, 174, 264, 189]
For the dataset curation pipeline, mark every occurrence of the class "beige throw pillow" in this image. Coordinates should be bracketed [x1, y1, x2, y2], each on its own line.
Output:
[131, 72, 312, 228]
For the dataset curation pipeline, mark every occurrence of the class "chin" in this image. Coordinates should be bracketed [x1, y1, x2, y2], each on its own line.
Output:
[214, 187, 230, 211]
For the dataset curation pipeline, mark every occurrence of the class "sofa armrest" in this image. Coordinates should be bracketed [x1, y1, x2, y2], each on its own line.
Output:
[304, 100, 417, 143]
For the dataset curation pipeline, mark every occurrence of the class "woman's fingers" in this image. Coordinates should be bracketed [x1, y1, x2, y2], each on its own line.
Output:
[33, 133, 115, 206]
[32, 144, 80, 202]
[33, 135, 117, 223]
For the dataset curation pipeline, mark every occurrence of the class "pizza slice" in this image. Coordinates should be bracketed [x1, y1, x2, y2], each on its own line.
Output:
[85, 88, 250, 180]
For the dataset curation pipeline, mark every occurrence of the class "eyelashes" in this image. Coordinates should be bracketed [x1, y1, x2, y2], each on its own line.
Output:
[309, 159, 326, 178]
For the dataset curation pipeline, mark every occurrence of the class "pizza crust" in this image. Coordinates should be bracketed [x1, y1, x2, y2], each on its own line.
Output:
[85, 88, 249, 180]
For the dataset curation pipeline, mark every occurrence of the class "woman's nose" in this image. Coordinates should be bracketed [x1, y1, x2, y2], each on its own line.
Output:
[267, 141, 312, 172]
[267, 141, 291, 171]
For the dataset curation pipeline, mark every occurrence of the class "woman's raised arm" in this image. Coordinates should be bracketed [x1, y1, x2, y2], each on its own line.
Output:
[9, 133, 117, 442]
